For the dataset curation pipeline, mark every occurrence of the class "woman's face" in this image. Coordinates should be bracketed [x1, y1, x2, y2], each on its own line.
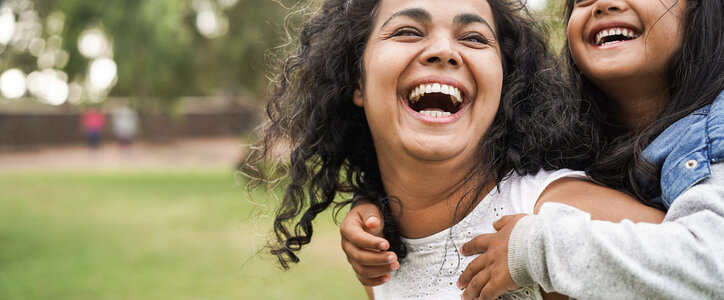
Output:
[354, 0, 503, 169]
[567, 0, 687, 89]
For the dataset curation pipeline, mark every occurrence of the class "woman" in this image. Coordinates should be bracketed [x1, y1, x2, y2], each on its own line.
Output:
[249, 0, 662, 299]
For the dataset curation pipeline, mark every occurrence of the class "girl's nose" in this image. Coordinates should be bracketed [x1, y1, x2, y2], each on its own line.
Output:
[592, 0, 628, 16]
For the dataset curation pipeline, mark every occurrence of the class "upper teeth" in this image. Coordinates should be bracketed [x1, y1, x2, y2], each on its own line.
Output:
[595, 27, 639, 46]
[408, 83, 462, 104]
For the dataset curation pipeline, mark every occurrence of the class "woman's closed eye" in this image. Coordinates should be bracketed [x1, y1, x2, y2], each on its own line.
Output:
[390, 27, 423, 39]
[460, 33, 489, 45]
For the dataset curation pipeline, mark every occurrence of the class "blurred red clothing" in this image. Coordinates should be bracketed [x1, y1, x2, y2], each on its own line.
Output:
[82, 109, 105, 132]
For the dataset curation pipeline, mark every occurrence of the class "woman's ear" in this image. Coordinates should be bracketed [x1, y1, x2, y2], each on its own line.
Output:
[353, 88, 364, 107]
[353, 80, 364, 107]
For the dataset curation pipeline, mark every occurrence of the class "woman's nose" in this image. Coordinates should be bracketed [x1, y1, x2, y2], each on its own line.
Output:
[420, 34, 461, 67]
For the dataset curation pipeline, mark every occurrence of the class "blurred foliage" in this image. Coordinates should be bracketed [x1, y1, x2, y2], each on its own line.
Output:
[536, 0, 567, 52]
[3, 0, 302, 107]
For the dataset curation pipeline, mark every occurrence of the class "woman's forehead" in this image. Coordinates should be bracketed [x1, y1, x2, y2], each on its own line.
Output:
[373, 0, 496, 30]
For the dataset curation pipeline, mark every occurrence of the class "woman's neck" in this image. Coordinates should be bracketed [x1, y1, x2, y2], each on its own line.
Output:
[377, 157, 491, 239]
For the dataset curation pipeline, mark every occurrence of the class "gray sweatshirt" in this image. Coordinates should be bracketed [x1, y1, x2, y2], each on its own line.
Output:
[508, 163, 724, 299]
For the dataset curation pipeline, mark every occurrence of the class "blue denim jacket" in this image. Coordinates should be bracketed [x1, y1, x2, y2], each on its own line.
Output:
[641, 90, 724, 208]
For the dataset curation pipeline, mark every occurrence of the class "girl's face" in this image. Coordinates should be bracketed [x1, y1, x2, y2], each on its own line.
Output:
[567, 0, 687, 89]
[354, 0, 503, 169]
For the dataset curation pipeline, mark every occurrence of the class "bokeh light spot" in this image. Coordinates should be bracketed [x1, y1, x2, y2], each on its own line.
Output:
[78, 28, 110, 59]
[89, 58, 117, 91]
[0, 8, 16, 45]
[0, 68, 27, 99]
[527, 0, 548, 11]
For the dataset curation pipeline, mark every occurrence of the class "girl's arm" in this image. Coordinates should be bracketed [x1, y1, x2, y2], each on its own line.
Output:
[458, 176, 665, 300]
[339, 201, 397, 287]
[534, 177, 665, 222]
[364, 286, 374, 300]
[463, 162, 724, 300]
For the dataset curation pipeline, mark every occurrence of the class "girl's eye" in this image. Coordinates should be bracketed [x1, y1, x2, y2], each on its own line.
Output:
[392, 28, 423, 37]
[461, 34, 488, 45]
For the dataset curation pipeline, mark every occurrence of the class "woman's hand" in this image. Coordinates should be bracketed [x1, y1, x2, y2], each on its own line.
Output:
[340, 200, 400, 286]
[458, 214, 526, 300]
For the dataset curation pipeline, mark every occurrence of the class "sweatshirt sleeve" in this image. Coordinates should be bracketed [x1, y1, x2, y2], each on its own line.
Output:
[507, 163, 724, 299]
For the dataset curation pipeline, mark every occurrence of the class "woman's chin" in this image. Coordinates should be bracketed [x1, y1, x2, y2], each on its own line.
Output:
[402, 139, 476, 163]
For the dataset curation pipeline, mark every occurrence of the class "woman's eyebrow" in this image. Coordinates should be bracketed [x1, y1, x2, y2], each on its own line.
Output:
[454, 13, 497, 38]
[380, 8, 431, 29]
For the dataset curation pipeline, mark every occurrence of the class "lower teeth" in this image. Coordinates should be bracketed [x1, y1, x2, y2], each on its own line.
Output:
[420, 110, 451, 117]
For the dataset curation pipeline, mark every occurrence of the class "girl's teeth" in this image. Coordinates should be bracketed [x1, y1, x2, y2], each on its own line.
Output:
[594, 27, 640, 46]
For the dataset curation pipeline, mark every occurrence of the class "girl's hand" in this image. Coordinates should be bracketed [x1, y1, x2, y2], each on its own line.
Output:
[340, 200, 399, 286]
[458, 214, 526, 300]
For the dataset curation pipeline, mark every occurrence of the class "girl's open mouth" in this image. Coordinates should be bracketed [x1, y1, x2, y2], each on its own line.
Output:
[591, 27, 640, 46]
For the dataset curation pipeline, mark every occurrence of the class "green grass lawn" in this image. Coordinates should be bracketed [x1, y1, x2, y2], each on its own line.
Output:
[0, 170, 366, 300]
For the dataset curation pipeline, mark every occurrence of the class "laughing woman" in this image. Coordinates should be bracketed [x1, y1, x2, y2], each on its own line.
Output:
[249, 0, 662, 299]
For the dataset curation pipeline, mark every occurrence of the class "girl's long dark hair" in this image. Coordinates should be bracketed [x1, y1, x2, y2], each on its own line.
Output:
[248, 0, 596, 269]
[561, 0, 724, 205]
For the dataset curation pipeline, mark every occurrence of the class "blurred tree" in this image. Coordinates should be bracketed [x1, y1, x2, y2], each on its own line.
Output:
[2, 0, 294, 109]
[538, 0, 567, 51]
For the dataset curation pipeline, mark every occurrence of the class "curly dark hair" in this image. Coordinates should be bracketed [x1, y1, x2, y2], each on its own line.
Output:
[248, 0, 597, 269]
[560, 0, 724, 206]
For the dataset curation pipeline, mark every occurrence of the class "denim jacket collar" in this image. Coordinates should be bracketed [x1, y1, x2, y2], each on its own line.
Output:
[640, 89, 724, 208]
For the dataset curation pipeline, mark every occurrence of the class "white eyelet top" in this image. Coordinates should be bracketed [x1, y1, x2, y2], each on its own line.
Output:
[372, 169, 586, 300]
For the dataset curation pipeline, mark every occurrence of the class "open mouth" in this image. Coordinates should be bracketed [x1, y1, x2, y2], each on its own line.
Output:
[592, 27, 640, 46]
[407, 83, 463, 118]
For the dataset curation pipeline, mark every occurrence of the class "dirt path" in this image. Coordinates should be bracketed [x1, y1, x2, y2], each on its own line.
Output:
[0, 137, 246, 172]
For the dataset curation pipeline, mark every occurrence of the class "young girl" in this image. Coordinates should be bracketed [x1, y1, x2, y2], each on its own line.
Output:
[250, 0, 661, 299]
[343, 0, 724, 298]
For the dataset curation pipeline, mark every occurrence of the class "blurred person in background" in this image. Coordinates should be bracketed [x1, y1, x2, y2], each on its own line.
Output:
[82, 108, 105, 149]
[111, 106, 139, 148]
